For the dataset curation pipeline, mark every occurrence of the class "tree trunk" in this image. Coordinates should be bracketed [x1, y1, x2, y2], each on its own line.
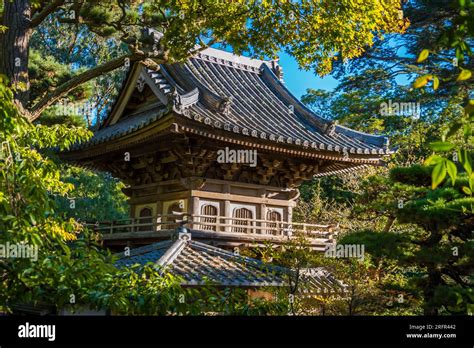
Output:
[0, 0, 31, 107]
[423, 271, 441, 315]
[382, 215, 396, 233]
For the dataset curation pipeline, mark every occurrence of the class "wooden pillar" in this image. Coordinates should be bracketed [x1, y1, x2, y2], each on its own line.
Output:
[223, 183, 231, 233]
[224, 200, 231, 233]
[260, 203, 267, 235]
[191, 196, 200, 230]
[156, 200, 163, 231]
[287, 205, 293, 224]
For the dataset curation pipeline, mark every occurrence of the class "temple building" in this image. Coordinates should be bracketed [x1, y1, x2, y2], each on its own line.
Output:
[62, 46, 390, 251]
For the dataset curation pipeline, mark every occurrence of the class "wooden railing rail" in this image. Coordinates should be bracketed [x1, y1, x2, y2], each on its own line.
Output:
[84, 213, 339, 241]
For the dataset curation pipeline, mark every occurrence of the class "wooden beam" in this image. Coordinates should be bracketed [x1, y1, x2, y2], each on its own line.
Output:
[190, 190, 293, 207]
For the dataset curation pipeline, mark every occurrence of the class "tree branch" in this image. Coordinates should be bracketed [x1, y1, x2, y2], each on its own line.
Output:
[28, 52, 157, 121]
[28, 33, 212, 122]
[30, 0, 65, 28]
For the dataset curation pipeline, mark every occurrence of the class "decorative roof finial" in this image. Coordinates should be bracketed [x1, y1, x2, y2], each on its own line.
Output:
[271, 59, 284, 82]
[137, 75, 146, 93]
[219, 96, 233, 116]
[172, 89, 182, 113]
[324, 121, 337, 137]
[176, 225, 191, 241]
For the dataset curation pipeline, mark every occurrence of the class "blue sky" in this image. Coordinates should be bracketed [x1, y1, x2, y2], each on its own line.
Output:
[278, 51, 339, 97]
[214, 43, 341, 98]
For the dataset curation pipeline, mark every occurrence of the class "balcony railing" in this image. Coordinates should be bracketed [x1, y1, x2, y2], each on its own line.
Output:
[84, 213, 339, 250]
[89, 214, 338, 239]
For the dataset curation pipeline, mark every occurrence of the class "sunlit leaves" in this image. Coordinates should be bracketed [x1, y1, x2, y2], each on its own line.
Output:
[413, 74, 432, 88]
[459, 149, 472, 175]
[429, 141, 456, 152]
[457, 68, 472, 81]
[446, 160, 458, 185]
[32, 0, 408, 76]
[424, 155, 461, 188]
[416, 1, 473, 195]
[431, 160, 448, 189]
[417, 49, 430, 63]
[433, 76, 440, 90]
[425, 148, 473, 189]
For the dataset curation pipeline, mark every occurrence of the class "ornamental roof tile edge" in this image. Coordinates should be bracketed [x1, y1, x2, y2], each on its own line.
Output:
[114, 231, 346, 292]
[165, 51, 390, 153]
[114, 234, 288, 287]
[157, 56, 391, 155]
[72, 46, 392, 158]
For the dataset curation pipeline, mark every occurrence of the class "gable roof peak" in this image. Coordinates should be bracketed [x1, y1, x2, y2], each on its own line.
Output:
[194, 46, 277, 73]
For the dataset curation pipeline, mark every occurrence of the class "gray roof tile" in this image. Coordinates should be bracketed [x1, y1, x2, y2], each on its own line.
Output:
[115, 233, 346, 293]
[76, 47, 390, 156]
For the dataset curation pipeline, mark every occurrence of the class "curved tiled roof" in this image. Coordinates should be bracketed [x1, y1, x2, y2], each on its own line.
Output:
[115, 233, 288, 287]
[162, 50, 390, 155]
[115, 232, 346, 292]
[72, 105, 170, 150]
[74, 46, 390, 160]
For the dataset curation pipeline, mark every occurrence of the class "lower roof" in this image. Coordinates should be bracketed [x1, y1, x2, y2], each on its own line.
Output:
[115, 231, 345, 293]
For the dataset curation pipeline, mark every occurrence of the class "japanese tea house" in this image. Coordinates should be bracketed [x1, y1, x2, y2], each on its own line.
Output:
[62, 46, 391, 251]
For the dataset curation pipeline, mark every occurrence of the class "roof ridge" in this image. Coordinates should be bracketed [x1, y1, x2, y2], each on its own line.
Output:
[114, 239, 173, 259]
[156, 238, 187, 267]
[188, 239, 290, 274]
[194, 47, 276, 74]
[259, 64, 390, 149]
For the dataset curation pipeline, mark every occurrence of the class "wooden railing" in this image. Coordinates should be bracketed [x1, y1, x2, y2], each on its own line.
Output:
[86, 213, 338, 242]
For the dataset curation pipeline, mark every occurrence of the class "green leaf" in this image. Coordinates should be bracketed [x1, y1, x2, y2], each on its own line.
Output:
[459, 150, 472, 175]
[432, 161, 447, 189]
[446, 160, 457, 185]
[457, 69, 472, 81]
[462, 186, 472, 195]
[413, 74, 432, 88]
[429, 141, 455, 152]
[424, 155, 444, 166]
[433, 76, 439, 90]
[417, 49, 430, 63]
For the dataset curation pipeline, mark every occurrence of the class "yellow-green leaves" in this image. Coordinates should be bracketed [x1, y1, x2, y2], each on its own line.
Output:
[457, 69, 472, 81]
[446, 160, 457, 185]
[431, 159, 447, 189]
[417, 49, 430, 63]
[433, 76, 440, 90]
[429, 141, 455, 152]
[424, 155, 456, 189]
[413, 74, 432, 88]
[426, 150, 472, 190]
[459, 149, 472, 176]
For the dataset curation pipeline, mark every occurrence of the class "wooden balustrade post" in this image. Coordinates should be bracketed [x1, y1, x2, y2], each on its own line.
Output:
[224, 200, 231, 233]
[156, 215, 161, 231]
[110, 220, 114, 234]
